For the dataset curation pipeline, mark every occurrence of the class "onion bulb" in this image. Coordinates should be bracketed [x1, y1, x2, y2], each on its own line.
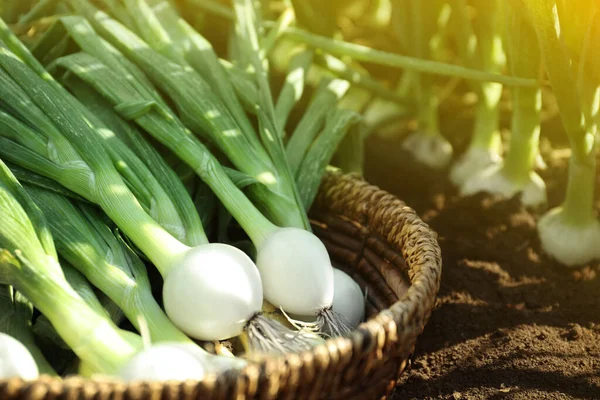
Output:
[119, 343, 206, 382]
[332, 269, 365, 329]
[163, 244, 263, 340]
[256, 228, 334, 316]
[0, 333, 39, 380]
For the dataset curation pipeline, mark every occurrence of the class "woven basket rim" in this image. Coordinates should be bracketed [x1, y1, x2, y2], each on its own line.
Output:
[0, 172, 443, 399]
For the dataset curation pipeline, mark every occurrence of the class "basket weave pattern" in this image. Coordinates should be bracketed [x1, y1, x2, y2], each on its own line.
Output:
[0, 172, 442, 400]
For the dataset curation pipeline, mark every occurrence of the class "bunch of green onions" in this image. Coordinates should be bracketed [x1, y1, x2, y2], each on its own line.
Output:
[458, 0, 547, 208]
[0, 158, 144, 376]
[519, 0, 600, 266]
[0, 0, 373, 381]
[0, 12, 321, 350]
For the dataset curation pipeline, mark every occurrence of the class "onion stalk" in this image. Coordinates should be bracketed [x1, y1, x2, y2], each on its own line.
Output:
[517, 0, 600, 265]
[38, 5, 353, 336]
[461, 1, 547, 208]
[0, 158, 143, 376]
[0, 14, 347, 349]
[188, 0, 538, 87]
[2, 25, 201, 249]
[68, 0, 310, 230]
[24, 183, 201, 346]
[275, 48, 314, 133]
[278, 24, 538, 87]
[449, 0, 506, 185]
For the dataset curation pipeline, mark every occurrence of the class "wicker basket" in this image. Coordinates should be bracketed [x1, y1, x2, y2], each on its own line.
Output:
[0, 172, 442, 400]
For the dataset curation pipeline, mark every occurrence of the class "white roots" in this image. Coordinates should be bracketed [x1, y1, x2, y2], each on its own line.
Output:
[244, 314, 320, 355]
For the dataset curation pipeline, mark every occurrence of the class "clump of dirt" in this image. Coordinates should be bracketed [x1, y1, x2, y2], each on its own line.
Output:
[364, 133, 600, 400]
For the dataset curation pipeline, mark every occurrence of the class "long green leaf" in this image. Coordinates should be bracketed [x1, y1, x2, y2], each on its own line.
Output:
[63, 72, 207, 246]
[274, 48, 313, 132]
[233, 0, 310, 229]
[296, 109, 361, 209]
[0, 158, 57, 264]
[286, 78, 350, 175]
[282, 25, 538, 87]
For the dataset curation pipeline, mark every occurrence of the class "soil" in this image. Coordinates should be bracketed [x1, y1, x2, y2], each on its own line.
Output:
[363, 111, 600, 400]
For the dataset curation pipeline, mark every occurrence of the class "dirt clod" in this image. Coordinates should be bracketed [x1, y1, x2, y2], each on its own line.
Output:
[563, 324, 584, 341]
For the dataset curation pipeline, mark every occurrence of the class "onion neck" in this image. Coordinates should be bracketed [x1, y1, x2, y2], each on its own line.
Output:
[416, 74, 440, 136]
[95, 170, 189, 277]
[469, 97, 502, 152]
[171, 137, 279, 247]
[126, 288, 197, 345]
[503, 88, 542, 184]
[9, 256, 142, 375]
[562, 149, 598, 226]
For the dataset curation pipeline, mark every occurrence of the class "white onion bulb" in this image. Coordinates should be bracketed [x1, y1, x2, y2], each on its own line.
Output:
[164, 343, 247, 373]
[256, 228, 334, 316]
[163, 244, 263, 340]
[119, 343, 206, 382]
[332, 269, 365, 329]
[0, 333, 39, 380]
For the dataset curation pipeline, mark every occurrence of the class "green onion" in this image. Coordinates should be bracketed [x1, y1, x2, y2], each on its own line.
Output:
[274, 48, 314, 133]
[23, 184, 193, 344]
[0, 16, 337, 349]
[296, 108, 361, 209]
[449, 0, 506, 185]
[459, 1, 547, 208]
[232, 0, 311, 225]
[0, 158, 143, 376]
[286, 78, 351, 175]
[393, 0, 453, 169]
[58, 2, 352, 335]
[519, 0, 600, 266]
